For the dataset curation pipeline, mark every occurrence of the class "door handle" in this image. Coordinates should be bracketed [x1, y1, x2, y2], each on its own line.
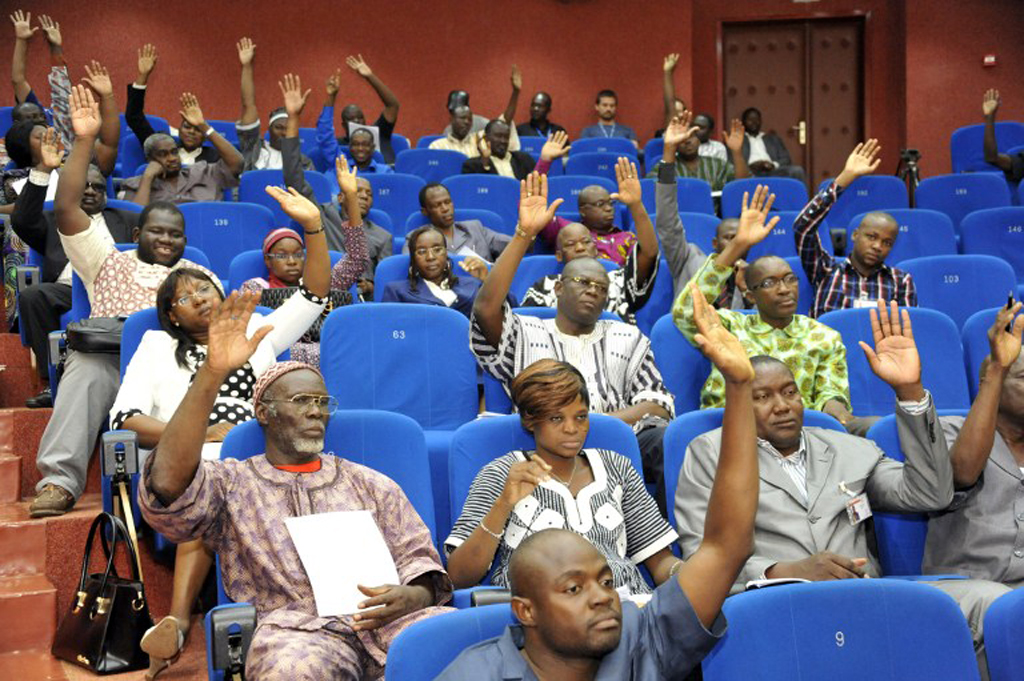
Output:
[790, 121, 807, 145]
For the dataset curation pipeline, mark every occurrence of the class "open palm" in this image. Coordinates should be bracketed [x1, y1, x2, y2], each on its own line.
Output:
[735, 185, 779, 247]
[518, 172, 563, 236]
[206, 292, 272, 373]
[610, 157, 642, 206]
[858, 301, 921, 388]
[335, 156, 359, 196]
[690, 283, 753, 382]
[843, 139, 882, 177]
[39, 127, 62, 169]
[69, 85, 101, 138]
[265, 185, 321, 225]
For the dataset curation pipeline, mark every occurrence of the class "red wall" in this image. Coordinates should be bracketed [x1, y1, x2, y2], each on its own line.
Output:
[3, 0, 1021, 176]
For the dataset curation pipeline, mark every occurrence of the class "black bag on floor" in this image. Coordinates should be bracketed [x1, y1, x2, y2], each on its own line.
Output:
[51, 511, 153, 674]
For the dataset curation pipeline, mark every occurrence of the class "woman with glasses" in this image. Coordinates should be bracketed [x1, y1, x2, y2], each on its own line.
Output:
[108, 186, 331, 679]
[381, 225, 495, 317]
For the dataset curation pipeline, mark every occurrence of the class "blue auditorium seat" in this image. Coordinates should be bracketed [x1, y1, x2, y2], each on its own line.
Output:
[961, 307, 1007, 399]
[673, 212, 721, 254]
[960, 206, 1024, 285]
[649, 314, 710, 415]
[116, 135, 147, 180]
[702, 579, 979, 681]
[394, 148, 467, 183]
[0, 106, 12, 137]
[848, 209, 957, 264]
[816, 175, 909, 229]
[721, 177, 809, 218]
[443, 175, 521, 236]
[782, 256, 813, 316]
[914, 173, 1012, 234]
[817, 307, 970, 413]
[204, 120, 239, 144]
[638, 177, 716, 217]
[634, 258, 674, 337]
[178, 202, 276, 279]
[984, 587, 1024, 681]
[104, 198, 144, 214]
[365, 173, 427, 230]
[238, 170, 333, 227]
[227, 249, 347, 291]
[366, 207, 395, 235]
[643, 138, 665, 169]
[405, 208, 506, 236]
[897, 254, 1017, 330]
[569, 137, 638, 158]
[949, 121, 1024, 173]
[390, 133, 410, 155]
[745, 210, 833, 261]
[416, 134, 445, 149]
[565, 152, 625, 182]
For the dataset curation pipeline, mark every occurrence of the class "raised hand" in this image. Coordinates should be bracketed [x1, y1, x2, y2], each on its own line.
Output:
[663, 111, 697, 149]
[236, 37, 256, 66]
[178, 92, 207, 130]
[610, 156, 642, 207]
[722, 118, 745, 152]
[37, 14, 61, 46]
[83, 60, 113, 98]
[352, 583, 433, 631]
[37, 127, 63, 171]
[518, 172, 564, 237]
[982, 89, 1001, 118]
[510, 64, 522, 91]
[137, 44, 158, 78]
[205, 291, 274, 374]
[988, 299, 1024, 370]
[334, 155, 359, 198]
[345, 54, 372, 78]
[458, 256, 489, 281]
[734, 185, 780, 248]
[477, 132, 491, 161]
[500, 458, 552, 507]
[841, 139, 882, 180]
[539, 129, 570, 161]
[325, 69, 341, 97]
[278, 72, 311, 117]
[663, 53, 680, 73]
[10, 10, 37, 40]
[69, 84, 101, 138]
[857, 300, 923, 397]
[265, 185, 321, 229]
[690, 282, 754, 383]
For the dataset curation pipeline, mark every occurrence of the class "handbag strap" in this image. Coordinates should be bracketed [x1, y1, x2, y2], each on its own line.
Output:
[111, 479, 145, 583]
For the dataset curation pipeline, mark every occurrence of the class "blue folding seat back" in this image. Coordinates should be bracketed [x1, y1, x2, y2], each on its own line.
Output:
[866, 410, 969, 576]
[118, 112, 170, 138]
[443, 175, 521, 236]
[643, 138, 665, 169]
[721, 177, 809, 218]
[782, 256, 813, 316]
[449, 413, 644, 531]
[364, 173, 426, 230]
[405, 209, 506, 236]
[117, 135, 147, 181]
[0, 106, 12, 137]
[204, 120, 239, 144]
[366, 208, 394, 234]
[640, 178, 716, 217]
[665, 409, 843, 522]
[816, 175, 909, 229]
[817, 307, 970, 413]
[960, 206, 1024, 283]
[746, 210, 833, 261]
[105, 198, 144, 214]
[384, 604, 515, 681]
[227, 249, 345, 290]
[510, 255, 560, 303]
[416, 134, 445, 149]
[950, 121, 1024, 173]
[702, 579, 980, 681]
[178, 202, 276, 279]
[516, 136, 546, 157]
[897, 254, 1017, 330]
[961, 307, 1004, 399]
[372, 254, 474, 302]
[238, 170, 333, 227]
[390, 133, 410, 155]
[984, 587, 1024, 681]
[569, 137, 637, 157]
[649, 314, 710, 414]
[634, 258, 674, 337]
[394, 149, 467, 183]
[565, 152, 626, 182]
[547, 175, 617, 209]
[915, 173, 1012, 233]
[676, 212, 721, 254]
[848, 209, 957, 264]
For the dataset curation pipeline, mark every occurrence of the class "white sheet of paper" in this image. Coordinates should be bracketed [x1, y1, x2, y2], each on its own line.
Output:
[285, 510, 399, 617]
[347, 122, 381, 151]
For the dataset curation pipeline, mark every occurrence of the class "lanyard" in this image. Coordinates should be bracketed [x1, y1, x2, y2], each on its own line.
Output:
[600, 123, 617, 138]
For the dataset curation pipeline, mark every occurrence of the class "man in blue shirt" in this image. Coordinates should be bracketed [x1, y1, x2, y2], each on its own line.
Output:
[437, 278, 759, 680]
[579, 90, 638, 150]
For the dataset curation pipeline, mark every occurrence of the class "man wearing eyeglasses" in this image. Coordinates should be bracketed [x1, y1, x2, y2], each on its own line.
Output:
[140, 297, 454, 680]
[674, 185, 866, 434]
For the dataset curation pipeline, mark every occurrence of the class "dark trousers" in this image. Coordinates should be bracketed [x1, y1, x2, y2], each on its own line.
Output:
[637, 424, 668, 516]
[18, 282, 71, 380]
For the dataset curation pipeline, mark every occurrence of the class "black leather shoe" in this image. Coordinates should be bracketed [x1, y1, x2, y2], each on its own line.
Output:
[25, 387, 52, 408]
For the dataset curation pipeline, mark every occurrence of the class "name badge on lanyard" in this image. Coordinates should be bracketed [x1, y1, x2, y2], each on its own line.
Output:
[840, 481, 872, 525]
[852, 292, 877, 309]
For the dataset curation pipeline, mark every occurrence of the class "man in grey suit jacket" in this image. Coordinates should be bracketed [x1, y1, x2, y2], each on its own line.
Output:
[676, 300, 1004, 678]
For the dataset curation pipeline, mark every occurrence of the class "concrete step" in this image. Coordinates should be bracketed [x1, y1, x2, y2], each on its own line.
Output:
[0, 408, 101, 501]
[0, 503, 46, 577]
[0, 334, 43, 409]
[0, 574, 57, 654]
[0, 649, 68, 680]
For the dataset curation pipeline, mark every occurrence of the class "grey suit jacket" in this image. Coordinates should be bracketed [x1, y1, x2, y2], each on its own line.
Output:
[741, 133, 793, 167]
[923, 416, 1024, 588]
[654, 163, 745, 307]
[675, 402, 953, 593]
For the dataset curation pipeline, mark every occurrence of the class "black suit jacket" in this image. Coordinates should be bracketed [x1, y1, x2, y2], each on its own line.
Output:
[10, 179, 137, 282]
[461, 151, 537, 181]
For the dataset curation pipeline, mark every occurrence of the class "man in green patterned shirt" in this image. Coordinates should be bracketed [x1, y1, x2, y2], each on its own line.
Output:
[645, 112, 750, 192]
[673, 185, 861, 431]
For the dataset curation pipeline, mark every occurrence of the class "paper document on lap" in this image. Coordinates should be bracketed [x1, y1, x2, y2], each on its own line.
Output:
[285, 510, 399, 617]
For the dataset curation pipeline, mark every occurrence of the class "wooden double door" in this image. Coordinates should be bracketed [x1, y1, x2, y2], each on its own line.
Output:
[722, 18, 864, 186]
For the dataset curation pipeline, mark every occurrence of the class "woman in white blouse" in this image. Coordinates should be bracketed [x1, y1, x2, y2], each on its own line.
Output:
[109, 185, 336, 679]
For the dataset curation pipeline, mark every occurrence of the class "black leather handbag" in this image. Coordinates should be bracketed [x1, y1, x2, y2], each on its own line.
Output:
[65, 317, 124, 354]
[51, 512, 153, 674]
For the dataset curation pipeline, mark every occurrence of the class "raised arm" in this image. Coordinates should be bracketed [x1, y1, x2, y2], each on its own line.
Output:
[722, 118, 750, 179]
[473, 172, 563, 346]
[502, 65, 522, 125]
[982, 89, 1012, 171]
[265, 184, 330, 298]
[346, 54, 399, 124]
[180, 92, 244, 174]
[316, 70, 343, 164]
[329, 155, 368, 291]
[610, 156, 658, 285]
[148, 293, 272, 505]
[54, 85, 100, 236]
[662, 53, 680, 128]
[949, 302, 1024, 487]
[10, 126, 62, 245]
[676, 284, 757, 628]
[125, 44, 158, 142]
[280, 72, 317, 201]
[237, 37, 258, 126]
[9, 10, 36, 102]
[857, 299, 925, 403]
[82, 60, 119, 176]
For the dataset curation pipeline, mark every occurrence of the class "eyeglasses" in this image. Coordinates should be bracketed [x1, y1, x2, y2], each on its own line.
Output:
[267, 252, 305, 262]
[262, 393, 339, 415]
[414, 245, 447, 258]
[83, 182, 106, 193]
[750, 274, 800, 291]
[171, 283, 217, 307]
[560, 235, 594, 250]
[579, 199, 613, 210]
[565, 276, 610, 295]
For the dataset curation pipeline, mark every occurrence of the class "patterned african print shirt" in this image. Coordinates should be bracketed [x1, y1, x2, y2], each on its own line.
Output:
[647, 156, 735, 193]
[672, 254, 851, 411]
